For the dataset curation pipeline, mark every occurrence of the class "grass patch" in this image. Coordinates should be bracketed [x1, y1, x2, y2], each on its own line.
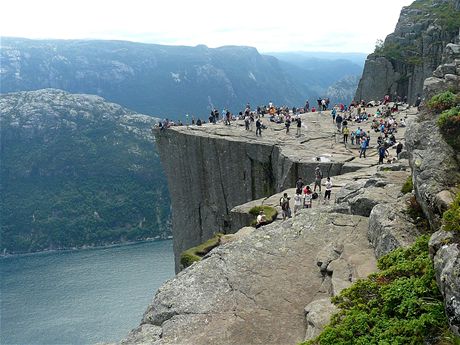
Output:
[442, 192, 460, 233]
[401, 176, 414, 194]
[437, 106, 460, 150]
[302, 236, 452, 345]
[248, 205, 278, 227]
[180, 233, 223, 268]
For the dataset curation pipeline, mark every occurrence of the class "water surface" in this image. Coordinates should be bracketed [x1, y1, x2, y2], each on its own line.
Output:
[1, 240, 174, 345]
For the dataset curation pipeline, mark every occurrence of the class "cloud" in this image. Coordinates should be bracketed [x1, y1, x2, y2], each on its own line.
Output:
[0, 0, 414, 53]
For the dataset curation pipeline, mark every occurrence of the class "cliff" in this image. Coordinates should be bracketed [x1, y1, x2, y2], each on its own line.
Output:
[355, 0, 460, 104]
[154, 115, 375, 271]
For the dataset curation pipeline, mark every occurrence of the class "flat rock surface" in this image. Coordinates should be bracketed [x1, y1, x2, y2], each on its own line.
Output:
[124, 209, 375, 345]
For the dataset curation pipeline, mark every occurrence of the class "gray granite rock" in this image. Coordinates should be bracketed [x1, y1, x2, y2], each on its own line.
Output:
[368, 196, 420, 258]
[304, 298, 338, 341]
[121, 209, 376, 345]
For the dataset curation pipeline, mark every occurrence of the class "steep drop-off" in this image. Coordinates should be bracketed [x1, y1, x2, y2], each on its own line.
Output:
[154, 117, 369, 271]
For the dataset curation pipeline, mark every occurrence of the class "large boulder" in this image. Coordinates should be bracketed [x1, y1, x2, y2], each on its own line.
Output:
[429, 230, 460, 337]
[368, 195, 420, 258]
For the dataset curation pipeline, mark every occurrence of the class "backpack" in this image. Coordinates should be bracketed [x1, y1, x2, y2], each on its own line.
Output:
[312, 192, 319, 200]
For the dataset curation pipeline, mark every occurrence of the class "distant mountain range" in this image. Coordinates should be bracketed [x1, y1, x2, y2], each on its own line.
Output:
[1, 38, 366, 119]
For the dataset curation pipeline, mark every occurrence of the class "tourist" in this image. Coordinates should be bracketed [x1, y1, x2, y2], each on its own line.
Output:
[296, 177, 304, 195]
[303, 185, 313, 208]
[256, 118, 262, 136]
[324, 177, 333, 203]
[314, 166, 323, 192]
[359, 136, 368, 158]
[296, 116, 302, 137]
[280, 193, 291, 220]
[294, 193, 303, 215]
[396, 142, 404, 157]
[336, 113, 343, 132]
[256, 210, 268, 229]
[343, 126, 349, 144]
[378, 145, 389, 165]
[285, 117, 291, 134]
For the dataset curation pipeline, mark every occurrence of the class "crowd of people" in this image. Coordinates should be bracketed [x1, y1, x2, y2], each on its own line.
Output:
[158, 95, 412, 227]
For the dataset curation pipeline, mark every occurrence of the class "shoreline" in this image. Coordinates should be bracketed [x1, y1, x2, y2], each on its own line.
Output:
[0, 236, 174, 259]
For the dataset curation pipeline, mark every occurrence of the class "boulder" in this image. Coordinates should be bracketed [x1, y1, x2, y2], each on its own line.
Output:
[432, 240, 460, 337]
[304, 298, 338, 341]
[368, 197, 420, 258]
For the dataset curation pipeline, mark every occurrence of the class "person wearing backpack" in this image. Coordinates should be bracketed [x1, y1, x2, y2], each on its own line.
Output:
[280, 193, 291, 220]
[314, 166, 323, 192]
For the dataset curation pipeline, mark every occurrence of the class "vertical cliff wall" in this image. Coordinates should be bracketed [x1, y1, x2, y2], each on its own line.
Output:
[155, 124, 363, 271]
[355, 0, 460, 104]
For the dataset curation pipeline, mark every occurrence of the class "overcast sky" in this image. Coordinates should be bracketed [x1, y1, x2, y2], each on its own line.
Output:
[1, 0, 414, 53]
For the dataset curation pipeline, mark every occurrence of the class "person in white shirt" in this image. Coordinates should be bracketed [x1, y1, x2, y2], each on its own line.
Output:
[294, 193, 302, 214]
[324, 177, 333, 203]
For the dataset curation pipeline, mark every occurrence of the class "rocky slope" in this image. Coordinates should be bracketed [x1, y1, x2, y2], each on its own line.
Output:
[407, 34, 460, 336]
[0, 89, 170, 253]
[355, 0, 460, 104]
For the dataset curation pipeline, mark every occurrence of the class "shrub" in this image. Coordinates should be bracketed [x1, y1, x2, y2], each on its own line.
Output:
[405, 195, 431, 234]
[437, 106, 460, 150]
[442, 192, 460, 233]
[248, 205, 278, 227]
[427, 91, 459, 113]
[401, 176, 414, 194]
[302, 236, 449, 345]
[180, 233, 223, 268]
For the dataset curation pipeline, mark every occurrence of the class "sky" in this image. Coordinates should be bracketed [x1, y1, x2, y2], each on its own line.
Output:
[1, 0, 415, 53]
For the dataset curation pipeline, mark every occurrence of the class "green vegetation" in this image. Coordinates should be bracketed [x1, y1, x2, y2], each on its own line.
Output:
[428, 91, 460, 150]
[302, 236, 453, 345]
[249, 205, 278, 227]
[180, 233, 223, 268]
[437, 106, 460, 150]
[401, 176, 414, 194]
[428, 91, 459, 113]
[410, 0, 460, 32]
[442, 192, 460, 233]
[0, 91, 171, 253]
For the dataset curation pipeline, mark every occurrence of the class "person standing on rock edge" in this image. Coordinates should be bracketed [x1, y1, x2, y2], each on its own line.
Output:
[295, 177, 304, 195]
[323, 177, 333, 204]
[378, 145, 389, 165]
[296, 116, 302, 137]
[396, 141, 403, 158]
[256, 118, 262, 136]
[314, 166, 323, 192]
[359, 136, 368, 158]
[294, 192, 303, 215]
[280, 193, 291, 220]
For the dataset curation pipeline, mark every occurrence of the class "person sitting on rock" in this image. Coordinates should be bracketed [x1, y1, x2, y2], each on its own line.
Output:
[256, 210, 268, 229]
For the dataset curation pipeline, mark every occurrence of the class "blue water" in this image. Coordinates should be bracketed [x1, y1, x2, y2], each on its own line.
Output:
[1, 240, 174, 345]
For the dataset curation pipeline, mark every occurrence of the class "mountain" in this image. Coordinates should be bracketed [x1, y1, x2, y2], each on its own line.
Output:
[355, 0, 460, 103]
[1, 38, 366, 118]
[0, 38, 304, 119]
[0, 89, 170, 254]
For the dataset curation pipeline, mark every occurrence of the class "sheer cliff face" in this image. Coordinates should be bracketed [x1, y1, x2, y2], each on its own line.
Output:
[355, 0, 460, 104]
[155, 126, 360, 271]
